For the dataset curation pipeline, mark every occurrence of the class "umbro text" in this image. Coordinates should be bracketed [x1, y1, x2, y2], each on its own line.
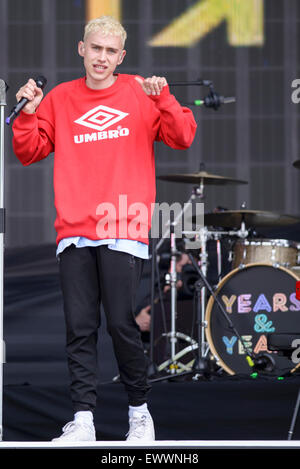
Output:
[74, 128, 130, 144]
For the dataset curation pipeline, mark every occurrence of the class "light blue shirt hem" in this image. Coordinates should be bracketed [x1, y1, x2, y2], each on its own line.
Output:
[56, 237, 149, 260]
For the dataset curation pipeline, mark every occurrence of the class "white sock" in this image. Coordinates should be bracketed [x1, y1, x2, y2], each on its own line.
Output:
[129, 403, 149, 418]
[74, 410, 94, 425]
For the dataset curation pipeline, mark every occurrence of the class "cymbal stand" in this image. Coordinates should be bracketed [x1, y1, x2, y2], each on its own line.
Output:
[197, 225, 209, 361]
[165, 214, 181, 374]
[155, 182, 204, 253]
[194, 218, 249, 363]
[150, 183, 204, 377]
[187, 225, 224, 375]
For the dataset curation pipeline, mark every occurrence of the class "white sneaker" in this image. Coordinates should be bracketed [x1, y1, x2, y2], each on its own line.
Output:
[126, 413, 155, 441]
[52, 420, 96, 442]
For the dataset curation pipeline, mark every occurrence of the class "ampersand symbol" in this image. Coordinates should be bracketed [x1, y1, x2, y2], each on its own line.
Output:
[254, 313, 275, 333]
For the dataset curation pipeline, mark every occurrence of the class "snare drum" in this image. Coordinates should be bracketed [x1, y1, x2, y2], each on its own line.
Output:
[232, 238, 300, 269]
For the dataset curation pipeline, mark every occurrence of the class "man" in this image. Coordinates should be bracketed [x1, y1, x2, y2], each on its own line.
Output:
[135, 252, 194, 333]
[12, 16, 197, 442]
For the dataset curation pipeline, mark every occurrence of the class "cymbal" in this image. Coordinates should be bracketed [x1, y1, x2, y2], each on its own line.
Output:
[193, 210, 300, 228]
[157, 171, 248, 185]
[293, 160, 300, 169]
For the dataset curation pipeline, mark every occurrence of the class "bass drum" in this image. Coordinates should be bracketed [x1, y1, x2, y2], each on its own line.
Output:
[205, 263, 300, 375]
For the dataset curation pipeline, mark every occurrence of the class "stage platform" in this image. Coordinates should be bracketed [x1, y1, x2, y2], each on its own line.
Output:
[3, 378, 300, 442]
[2, 244, 300, 445]
[1, 440, 300, 449]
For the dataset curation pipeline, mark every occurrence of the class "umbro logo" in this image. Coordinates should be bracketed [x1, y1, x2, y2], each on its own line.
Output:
[73, 105, 130, 144]
[74, 105, 129, 132]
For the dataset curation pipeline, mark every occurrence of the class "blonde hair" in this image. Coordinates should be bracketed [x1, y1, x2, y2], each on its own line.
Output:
[83, 16, 127, 49]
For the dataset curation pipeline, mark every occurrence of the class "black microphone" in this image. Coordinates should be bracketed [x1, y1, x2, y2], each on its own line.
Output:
[6, 75, 47, 125]
[187, 92, 236, 110]
[202, 91, 236, 110]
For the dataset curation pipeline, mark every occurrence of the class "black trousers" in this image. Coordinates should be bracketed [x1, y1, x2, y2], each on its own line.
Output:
[58, 244, 151, 412]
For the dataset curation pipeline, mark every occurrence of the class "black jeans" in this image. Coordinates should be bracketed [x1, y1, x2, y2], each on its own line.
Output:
[58, 244, 151, 412]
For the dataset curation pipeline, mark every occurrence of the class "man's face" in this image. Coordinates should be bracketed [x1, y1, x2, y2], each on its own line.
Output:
[78, 30, 126, 90]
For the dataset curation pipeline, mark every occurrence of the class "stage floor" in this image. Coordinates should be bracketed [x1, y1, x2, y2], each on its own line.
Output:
[1, 440, 300, 448]
[3, 377, 300, 442]
[3, 244, 300, 444]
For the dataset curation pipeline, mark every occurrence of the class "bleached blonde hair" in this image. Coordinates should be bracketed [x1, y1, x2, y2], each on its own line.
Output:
[83, 16, 127, 49]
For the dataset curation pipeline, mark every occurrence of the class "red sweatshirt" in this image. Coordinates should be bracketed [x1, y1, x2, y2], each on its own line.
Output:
[12, 74, 197, 245]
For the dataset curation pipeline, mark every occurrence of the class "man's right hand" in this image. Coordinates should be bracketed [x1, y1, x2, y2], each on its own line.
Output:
[16, 78, 44, 114]
[135, 305, 151, 332]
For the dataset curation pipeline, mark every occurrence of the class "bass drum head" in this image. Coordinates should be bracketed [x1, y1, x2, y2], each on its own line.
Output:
[205, 263, 300, 375]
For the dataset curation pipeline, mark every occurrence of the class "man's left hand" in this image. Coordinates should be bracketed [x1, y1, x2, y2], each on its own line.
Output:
[135, 75, 167, 96]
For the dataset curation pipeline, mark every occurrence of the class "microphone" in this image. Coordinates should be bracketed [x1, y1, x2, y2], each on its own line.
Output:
[167, 78, 235, 110]
[6, 75, 47, 125]
[189, 92, 236, 110]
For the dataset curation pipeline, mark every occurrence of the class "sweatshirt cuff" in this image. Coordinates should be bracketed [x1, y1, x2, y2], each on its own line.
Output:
[12, 110, 37, 129]
[149, 85, 176, 109]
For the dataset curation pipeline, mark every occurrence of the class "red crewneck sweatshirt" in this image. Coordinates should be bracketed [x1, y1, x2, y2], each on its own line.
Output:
[12, 74, 197, 245]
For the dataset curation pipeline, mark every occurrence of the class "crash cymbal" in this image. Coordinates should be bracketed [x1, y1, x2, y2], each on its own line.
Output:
[293, 160, 300, 169]
[157, 171, 248, 185]
[192, 210, 300, 229]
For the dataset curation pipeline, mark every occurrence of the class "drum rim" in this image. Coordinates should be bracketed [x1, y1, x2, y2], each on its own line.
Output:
[205, 262, 299, 375]
[234, 238, 300, 248]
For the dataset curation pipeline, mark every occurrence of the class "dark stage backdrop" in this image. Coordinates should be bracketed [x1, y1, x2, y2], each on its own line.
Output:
[0, 0, 299, 247]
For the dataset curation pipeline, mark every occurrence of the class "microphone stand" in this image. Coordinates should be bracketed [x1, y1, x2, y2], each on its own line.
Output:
[168, 78, 236, 110]
[168, 79, 213, 87]
[0, 79, 7, 441]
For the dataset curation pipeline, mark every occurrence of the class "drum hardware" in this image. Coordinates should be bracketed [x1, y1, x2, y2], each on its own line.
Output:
[183, 226, 230, 363]
[152, 168, 208, 377]
[150, 247, 264, 382]
[155, 184, 203, 253]
[156, 332, 199, 374]
[186, 253, 256, 376]
[151, 169, 253, 379]
[157, 170, 248, 187]
[152, 223, 249, 378]
[183, 225, 247, 279]
[197, 209, 300, 271]
[158, 221, 212, 377]
[200, 209, 300, 229]
[148, 214, 196, 379]
[193, 226, 209, 365]
[266, 332, 300, 440]
[156, 165, 249, 255]
[232, 238, 300, 270]
[249, 352, 275, 373]
[148, 196, 202, 378]
[151, 206, 300, 379]
[216, 238, 222, 282]
[166, 214, 181, 374]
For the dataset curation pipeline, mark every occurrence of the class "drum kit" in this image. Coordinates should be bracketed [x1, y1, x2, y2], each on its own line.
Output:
[151, 166, 300, 379]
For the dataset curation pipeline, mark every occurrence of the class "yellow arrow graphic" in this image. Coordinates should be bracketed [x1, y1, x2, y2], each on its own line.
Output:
[86, 0, 121, 22]
[149, 0, 264, 47]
